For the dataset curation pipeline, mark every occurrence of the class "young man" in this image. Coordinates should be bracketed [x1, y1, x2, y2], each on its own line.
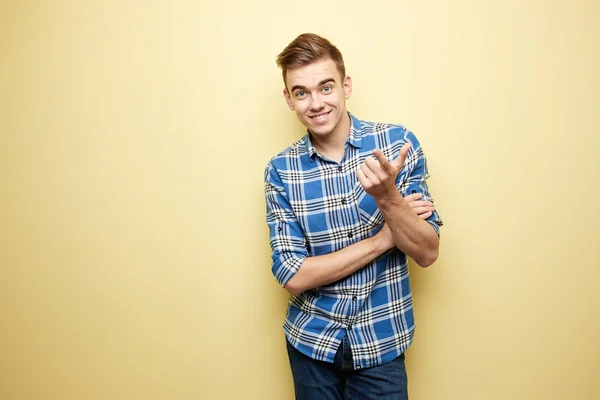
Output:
[264, 33, 443, 399]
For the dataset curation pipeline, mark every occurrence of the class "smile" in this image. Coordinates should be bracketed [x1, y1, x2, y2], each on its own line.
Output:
[309, 111, 331, 120]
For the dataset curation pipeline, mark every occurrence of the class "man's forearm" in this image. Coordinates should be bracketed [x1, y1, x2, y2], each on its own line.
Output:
[376, 190, 439, 267]
[284, 230, 393, 296]
[356, 144, 439, 266]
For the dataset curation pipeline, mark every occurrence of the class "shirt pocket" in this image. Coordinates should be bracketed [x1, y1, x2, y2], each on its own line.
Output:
[354, 183, 384, 227]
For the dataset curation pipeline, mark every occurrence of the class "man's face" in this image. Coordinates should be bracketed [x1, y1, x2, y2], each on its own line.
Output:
[283, 58, 352, 140]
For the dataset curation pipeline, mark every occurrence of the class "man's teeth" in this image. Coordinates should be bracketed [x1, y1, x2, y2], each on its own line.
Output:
[313, 113, 328, 120]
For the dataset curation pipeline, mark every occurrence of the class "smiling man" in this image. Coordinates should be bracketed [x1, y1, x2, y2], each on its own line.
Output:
[264, 33, 443, 399]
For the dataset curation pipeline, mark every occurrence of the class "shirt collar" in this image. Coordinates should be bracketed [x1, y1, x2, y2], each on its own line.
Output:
[347, 112, 363, 149]
[305, 112, 363, 160]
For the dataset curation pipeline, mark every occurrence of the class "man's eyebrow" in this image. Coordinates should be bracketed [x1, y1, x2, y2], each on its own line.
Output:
[290, 78, 337, 93]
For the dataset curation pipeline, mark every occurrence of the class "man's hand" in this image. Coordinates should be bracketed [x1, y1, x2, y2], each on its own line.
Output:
[405, 192, 435, 219]
[357, 143, 411, 200]
[357, 142, 439, 267]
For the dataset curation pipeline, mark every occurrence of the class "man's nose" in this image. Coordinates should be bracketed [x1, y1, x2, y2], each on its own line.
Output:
[309, 94, 324, 110]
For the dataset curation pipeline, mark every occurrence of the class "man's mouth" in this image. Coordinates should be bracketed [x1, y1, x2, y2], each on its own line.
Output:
[309, 111, 331, 120]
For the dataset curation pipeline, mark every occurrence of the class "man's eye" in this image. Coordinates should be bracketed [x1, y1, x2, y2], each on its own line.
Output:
[322, 86, 332, 92]
[295, 91, 306, 98]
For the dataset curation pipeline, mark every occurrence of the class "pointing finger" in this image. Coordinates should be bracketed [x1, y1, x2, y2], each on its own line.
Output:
[372, 149, 396, 174]
[364, 156, 386, 180]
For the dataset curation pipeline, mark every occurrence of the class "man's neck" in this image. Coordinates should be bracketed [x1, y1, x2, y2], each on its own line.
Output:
[310, 113, 351, 163]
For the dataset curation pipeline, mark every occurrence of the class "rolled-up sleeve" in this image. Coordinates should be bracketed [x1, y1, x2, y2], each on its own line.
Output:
[264, 163, 308, 287]
[397, 131, 444, 236]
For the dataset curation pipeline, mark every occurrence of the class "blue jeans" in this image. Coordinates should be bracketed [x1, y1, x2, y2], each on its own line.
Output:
[286, 336, 408, 400]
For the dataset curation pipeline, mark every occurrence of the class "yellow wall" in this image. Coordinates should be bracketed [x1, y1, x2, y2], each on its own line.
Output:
[1, 0, 599, 399]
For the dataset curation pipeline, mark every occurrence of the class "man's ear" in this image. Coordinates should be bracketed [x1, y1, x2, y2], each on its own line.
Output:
[343, 75, 353, 100]
[283, 88, 295, 111]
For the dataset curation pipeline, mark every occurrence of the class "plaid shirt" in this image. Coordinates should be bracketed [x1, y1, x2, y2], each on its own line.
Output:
[264, 113, 442, 370]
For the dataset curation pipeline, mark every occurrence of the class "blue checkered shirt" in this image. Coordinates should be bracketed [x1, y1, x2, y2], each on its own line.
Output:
[264, 113, 442, 369]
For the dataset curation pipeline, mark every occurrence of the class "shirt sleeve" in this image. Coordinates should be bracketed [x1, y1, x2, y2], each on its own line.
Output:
[396, 131, 444, 236]
[264, 163, 309, 287]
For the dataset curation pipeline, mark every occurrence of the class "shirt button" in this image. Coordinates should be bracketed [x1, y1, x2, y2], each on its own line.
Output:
[347, 232, 353, 238]
[352, 296, 357, 301]
[277, 227, 282, 232]
[338, 166, 343, 172]
[341, 198, 347, 205]
[355, 364, 361, 370]
[347, 324, 352, 329]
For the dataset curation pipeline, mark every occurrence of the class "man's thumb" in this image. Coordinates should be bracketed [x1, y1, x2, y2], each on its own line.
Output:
[392, 142, 412, 168]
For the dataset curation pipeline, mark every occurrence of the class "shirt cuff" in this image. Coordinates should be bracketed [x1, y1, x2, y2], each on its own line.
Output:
[274, 255, 305, 288]
[426, 220, 441, 237]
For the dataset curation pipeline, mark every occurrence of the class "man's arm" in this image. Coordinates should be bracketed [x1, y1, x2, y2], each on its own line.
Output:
[283, 195, 435, 295]
[357, 142, 440, 267]
[265, 163, 393, 296]
[284, 224, 393, 296]
[266, 163, 436, 295]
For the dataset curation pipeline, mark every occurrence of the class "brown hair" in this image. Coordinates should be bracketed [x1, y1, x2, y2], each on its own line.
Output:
[276, 33, 346, 85]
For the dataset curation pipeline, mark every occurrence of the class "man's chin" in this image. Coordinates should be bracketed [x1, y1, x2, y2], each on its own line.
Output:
[309, 127, 332, 137]
[307, 122, 333, 136]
